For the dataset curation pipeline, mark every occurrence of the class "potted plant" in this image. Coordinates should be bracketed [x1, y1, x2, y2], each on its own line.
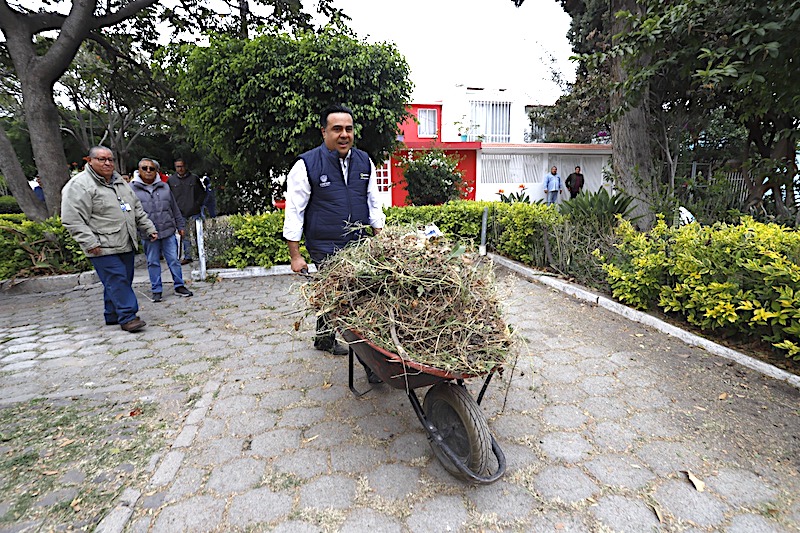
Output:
[453, 117, 476, 142]
[272, 175, 288, 210]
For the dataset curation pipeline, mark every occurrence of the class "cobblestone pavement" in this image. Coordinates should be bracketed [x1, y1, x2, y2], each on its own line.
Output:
[1, 265, 799, 533]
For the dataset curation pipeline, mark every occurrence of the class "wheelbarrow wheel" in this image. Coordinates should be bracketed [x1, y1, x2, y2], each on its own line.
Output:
[423, 382, 491, 479]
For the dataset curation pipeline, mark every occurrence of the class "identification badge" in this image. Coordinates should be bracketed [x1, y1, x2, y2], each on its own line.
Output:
[360, 173, 369, 180]
[120, 202, 131, 212]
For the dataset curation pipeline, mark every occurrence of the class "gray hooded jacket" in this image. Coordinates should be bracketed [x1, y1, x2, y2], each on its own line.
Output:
[130, 175, 185, 239]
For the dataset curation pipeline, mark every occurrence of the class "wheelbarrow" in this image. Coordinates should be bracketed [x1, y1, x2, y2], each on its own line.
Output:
[341, 329, 506, 484]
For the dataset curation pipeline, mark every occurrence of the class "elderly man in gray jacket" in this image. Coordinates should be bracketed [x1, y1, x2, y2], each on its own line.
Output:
[61, 146, 157, 332]
[130, 158, 193, 302]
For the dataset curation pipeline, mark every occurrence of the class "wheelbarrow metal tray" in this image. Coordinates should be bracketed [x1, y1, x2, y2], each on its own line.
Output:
[342, 329, 482, 390]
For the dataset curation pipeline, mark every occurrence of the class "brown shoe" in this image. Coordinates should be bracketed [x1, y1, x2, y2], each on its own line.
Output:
[120, 317, 146, 332]
[180, 258, 193, 265]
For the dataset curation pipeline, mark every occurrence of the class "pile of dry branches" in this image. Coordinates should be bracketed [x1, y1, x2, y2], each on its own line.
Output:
[302, 226, 512, 375]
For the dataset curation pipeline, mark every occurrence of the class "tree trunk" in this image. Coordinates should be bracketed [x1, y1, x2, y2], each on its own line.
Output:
[0, 127, 49, 221]
[22, 77, 72, 218]
[610, 0, 655, 229]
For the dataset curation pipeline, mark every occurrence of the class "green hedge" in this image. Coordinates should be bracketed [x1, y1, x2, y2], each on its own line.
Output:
[600, 216, 800, 359]
[0, 196, 22, 214]
[5, 205, 796, 361]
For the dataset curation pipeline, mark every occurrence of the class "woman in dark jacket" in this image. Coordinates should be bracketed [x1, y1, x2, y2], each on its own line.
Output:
[130, 158, 193, 301]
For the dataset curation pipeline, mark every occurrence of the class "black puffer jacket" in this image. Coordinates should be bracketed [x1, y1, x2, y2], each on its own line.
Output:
[130, 176, 185, 239]
[168, 171, 206, 218]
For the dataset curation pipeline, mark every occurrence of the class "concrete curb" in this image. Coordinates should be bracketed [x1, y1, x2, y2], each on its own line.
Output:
[489, 253, 800, 390]
[191, 264, 317, 280]
[0, 271, 99, 295]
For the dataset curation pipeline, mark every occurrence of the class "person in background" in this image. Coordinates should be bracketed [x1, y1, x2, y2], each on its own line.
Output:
[61, 146, 157, 333]
[283, 104, 385, 382]
[168, 158, 206, 264]
[201, 174, 217, 217]
[33, 177, 45, 203]
[565, 165, 585, 199]
[130, 157, 193, 302]
[544, 165, 562, 205]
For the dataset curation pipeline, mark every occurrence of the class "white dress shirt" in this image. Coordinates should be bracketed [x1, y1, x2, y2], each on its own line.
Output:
[282, 150, 386, 242]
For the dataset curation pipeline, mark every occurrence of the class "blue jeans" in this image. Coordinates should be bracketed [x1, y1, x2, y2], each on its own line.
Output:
[182, 215, 202, 259]
[89, 252, 138, 325]
[143, 235, 185, 294]
[546, 191, 560, 205]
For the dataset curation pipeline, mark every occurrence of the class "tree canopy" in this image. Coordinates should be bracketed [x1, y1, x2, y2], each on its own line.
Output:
[170, 27, 413, 213]
[0, 0, 346, 220]
[560, 0, 800, 224]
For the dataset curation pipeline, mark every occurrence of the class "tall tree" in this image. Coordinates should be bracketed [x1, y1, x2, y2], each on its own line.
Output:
[606, 0, 800, 218]
[169, 27, 413, 213]
[0, 0, 159, 220]
[0, 0, 346, 221]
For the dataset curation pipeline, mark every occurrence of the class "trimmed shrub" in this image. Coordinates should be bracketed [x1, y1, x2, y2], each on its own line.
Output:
[600, 216, 800, 359]
[0, 195, 22, 214]
[225, 211, 297, 269]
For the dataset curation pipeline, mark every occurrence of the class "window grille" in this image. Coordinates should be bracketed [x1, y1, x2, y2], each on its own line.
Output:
[469, 100, 511, 143]
[481, 154, 545, 183]
[376, 162, 391, 192]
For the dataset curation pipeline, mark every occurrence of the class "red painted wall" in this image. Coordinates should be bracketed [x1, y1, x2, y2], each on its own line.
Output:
[390, 142, 479, 206]
[389, 104, 478, 206]
[399, 103, 443, 143]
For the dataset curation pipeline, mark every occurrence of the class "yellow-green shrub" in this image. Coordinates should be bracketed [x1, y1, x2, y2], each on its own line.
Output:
[601, 216, 800, 359]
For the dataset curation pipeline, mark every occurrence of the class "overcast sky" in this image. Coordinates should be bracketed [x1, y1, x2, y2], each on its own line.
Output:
[321, 0, 576, 105]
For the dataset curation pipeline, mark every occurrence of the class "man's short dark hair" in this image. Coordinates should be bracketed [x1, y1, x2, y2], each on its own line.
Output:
[320, 104, 354, 128]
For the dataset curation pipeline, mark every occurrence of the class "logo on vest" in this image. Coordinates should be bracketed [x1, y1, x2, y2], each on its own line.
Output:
[319, 174, 331, 188]
[360, 173, 369, 180]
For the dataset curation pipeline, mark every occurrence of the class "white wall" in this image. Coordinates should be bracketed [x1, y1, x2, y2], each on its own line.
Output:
[475, 148, 612, 203]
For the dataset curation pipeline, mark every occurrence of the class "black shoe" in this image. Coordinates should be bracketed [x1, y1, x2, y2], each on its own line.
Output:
[314, 340, 348, 356]
[152, 292, 162, 302]
[105, 320, 118, 326]
[174, 286, 193, 297]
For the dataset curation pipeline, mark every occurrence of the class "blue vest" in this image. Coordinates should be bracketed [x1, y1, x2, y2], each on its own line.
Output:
[299, 144, 371, 260]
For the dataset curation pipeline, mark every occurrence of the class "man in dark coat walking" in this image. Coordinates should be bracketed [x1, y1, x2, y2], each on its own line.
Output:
[168, 158, 206, 264]
[566, 166, 585, 199]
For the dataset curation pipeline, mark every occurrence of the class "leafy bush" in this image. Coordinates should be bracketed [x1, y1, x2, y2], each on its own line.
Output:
[0, 216, 90, 280]
[492, 201, 565, 267]
[0, 195, 22, 214]
[225, 211, 297, 269]
[559, 187, 637, 230]
[201, 216, 237, 268]
[396, 147, 464, 206]
[600, 216, 800, 359]
[385, 201, 488, 242]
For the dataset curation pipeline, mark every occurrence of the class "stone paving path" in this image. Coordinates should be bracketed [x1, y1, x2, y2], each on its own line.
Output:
[1, 266, 799, 532]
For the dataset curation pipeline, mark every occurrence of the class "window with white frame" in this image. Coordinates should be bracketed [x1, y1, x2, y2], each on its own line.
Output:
[376, 161, 391, 192]
[470, 100, 511, 143]
[417, 108, 437, 138]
